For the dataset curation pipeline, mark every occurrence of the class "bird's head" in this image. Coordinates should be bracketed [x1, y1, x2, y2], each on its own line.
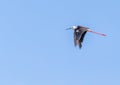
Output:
[66, 26, 77, 30]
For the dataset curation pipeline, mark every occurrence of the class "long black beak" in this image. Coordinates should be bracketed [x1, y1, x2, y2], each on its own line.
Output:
[66, 28, 72, 30]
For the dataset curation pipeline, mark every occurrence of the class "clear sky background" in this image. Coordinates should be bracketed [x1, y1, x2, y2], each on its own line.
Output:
[0, 0, 120, 85]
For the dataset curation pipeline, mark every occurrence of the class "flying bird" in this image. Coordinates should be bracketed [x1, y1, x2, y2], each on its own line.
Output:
[66, 25, 106, 48]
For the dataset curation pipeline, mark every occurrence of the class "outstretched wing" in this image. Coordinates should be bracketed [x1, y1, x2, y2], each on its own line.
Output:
[74, 33, 77, 46]
[78, 31, 87, 48]
[74, 29, 85, 48]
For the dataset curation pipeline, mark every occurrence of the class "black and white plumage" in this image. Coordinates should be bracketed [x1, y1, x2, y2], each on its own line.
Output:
[72, 26, 89, 48]
[66, 25, 106, 48]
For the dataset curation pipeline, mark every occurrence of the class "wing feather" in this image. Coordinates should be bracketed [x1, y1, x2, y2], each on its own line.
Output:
[74, 29, 84, 48]
[78, 31, 87, 48]
[73, 26, 88, 48]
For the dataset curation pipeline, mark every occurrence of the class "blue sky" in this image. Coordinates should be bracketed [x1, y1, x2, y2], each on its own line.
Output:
[0, 0, 120, 85]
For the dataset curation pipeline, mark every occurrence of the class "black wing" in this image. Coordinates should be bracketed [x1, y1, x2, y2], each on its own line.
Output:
[78, 31, 87, 48]
[74, 29, 85, 48]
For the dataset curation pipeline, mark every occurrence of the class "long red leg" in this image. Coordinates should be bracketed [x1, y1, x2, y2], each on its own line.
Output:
[88, 30, 106, 36]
